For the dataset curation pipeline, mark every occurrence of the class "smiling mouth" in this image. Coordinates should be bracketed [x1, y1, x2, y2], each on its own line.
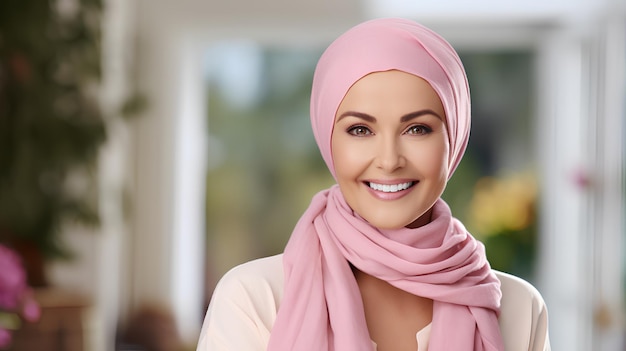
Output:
[367, 181, 415, 193]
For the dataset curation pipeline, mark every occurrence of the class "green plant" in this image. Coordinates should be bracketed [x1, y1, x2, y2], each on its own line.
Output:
[0, 0, 105, 266]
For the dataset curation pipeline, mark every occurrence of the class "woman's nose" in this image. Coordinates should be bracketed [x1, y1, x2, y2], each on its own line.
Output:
[376, 137, 405, 172]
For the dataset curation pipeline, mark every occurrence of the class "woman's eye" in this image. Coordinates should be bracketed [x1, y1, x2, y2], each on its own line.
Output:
[347, 126, 372, 136]
[406, 125, 432, 135]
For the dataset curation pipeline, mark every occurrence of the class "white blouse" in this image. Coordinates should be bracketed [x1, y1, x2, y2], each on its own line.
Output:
[197, 254, 550, 351]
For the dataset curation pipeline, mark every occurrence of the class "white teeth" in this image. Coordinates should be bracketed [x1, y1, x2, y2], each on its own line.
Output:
[368, 181, 413, 193]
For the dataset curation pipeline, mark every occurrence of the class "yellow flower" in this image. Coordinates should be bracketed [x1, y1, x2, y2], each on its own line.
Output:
[467, 172, 537, 238]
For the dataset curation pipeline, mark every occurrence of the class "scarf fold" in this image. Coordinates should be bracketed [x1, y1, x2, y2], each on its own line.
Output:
[268, 186, 503, 351]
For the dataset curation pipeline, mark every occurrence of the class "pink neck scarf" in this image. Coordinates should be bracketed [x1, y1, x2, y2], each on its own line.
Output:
[267, 18, 504, 351]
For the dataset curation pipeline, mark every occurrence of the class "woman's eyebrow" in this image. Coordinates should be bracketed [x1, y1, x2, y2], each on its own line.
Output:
[336, 111, 376, 123]
[400, 109, 443, 122]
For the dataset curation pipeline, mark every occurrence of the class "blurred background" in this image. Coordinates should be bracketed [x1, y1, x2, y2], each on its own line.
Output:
[0, 0, 624, 350]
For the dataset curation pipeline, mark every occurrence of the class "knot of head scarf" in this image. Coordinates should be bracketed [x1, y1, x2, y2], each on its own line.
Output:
[267, 18, 503, 351]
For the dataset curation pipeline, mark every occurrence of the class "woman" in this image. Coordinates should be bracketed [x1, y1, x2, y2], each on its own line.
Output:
[197, 18, 550, 351]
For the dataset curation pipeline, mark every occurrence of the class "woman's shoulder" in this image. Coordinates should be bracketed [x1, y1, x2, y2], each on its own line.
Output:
[495, 271, 551, 351]
[212, 254, 285, 309]
[220, 254, 284, 281]
[197, 254, 285, 350]
[496, 270, 547, 315]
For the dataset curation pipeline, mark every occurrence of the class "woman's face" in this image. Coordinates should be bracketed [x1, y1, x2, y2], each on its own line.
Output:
[331, 70, 449, 229]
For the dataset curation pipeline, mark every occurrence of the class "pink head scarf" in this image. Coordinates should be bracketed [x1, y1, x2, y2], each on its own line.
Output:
[311, 17, 470, 179]
[268, 18, 503, 351]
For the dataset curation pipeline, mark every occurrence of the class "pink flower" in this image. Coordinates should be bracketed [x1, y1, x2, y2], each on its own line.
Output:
[20, 291, 40, 322]
[0, 244, 41, 349]
[0, 245, 27, 311]
[0, 244, 40, 340]
[0, 327, 11, 348]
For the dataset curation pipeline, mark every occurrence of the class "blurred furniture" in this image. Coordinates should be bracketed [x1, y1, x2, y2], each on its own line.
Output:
[9, 289, 89, 351]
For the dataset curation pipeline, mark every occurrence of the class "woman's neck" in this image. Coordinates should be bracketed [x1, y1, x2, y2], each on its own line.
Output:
[406, 206, 434, 229]
[353, 268, 433, 351]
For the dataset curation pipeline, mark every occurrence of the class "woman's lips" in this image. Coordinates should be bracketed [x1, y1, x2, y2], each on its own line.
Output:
[365, 180, 416, 200]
